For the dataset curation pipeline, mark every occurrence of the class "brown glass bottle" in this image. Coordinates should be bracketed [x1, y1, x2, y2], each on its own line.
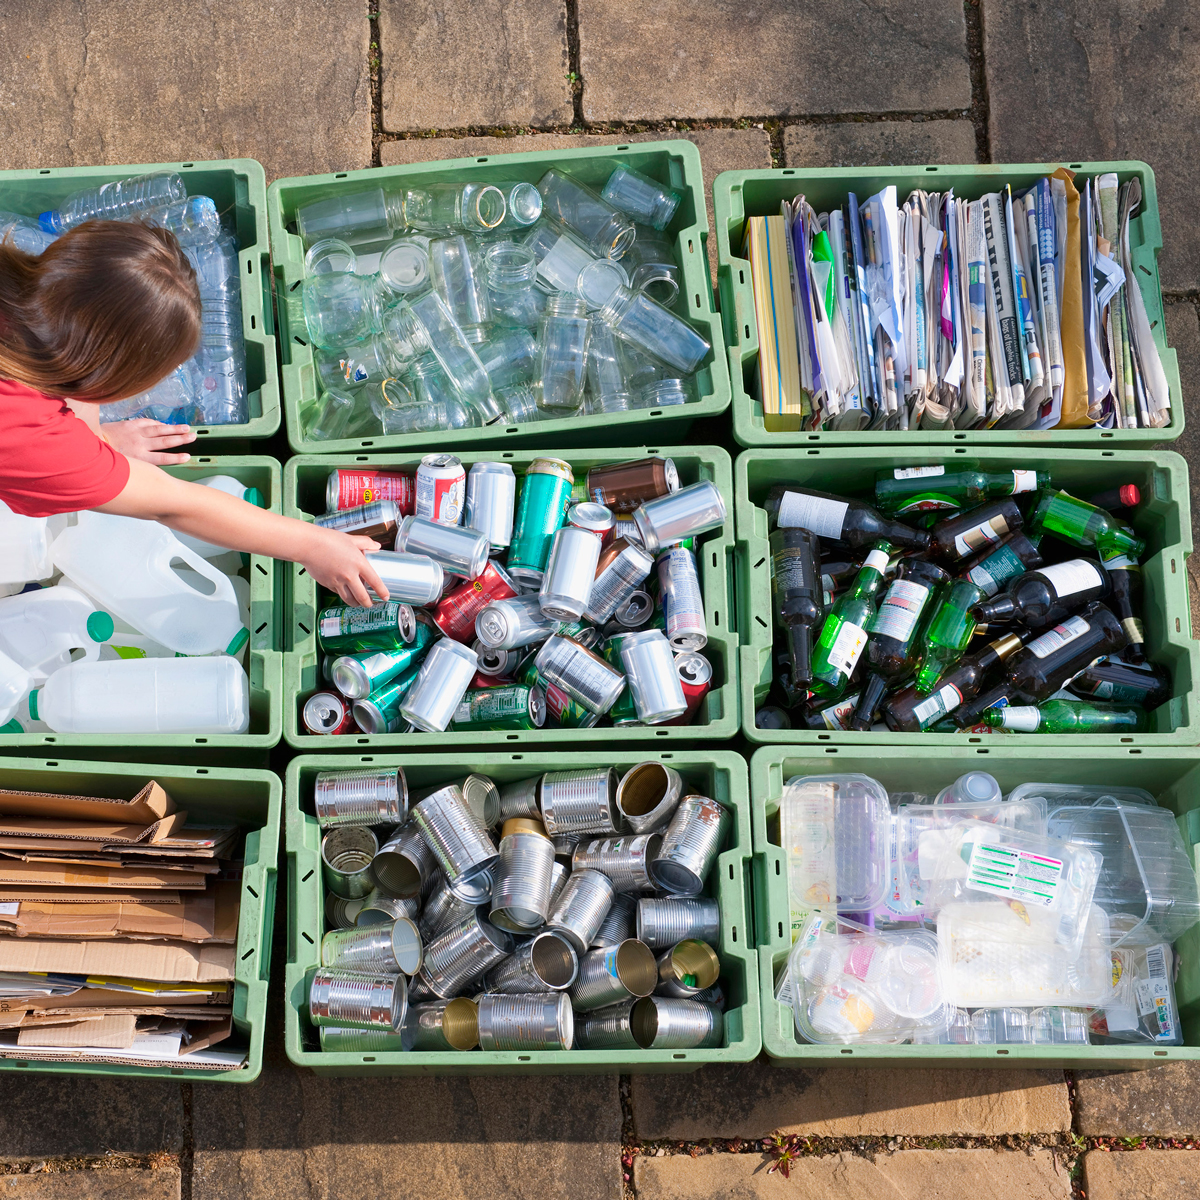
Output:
[770, 526, 822, 685]
[764, 485, 930, 551]
[927, 498, 1024, 563]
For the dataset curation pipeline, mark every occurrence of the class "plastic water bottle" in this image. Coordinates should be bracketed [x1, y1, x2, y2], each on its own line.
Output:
[0, 584, 113, 684]
[0, 211, 57, 255]
[98, 363, 201, 426]
[50, 511, 247, 657]
[0, 502, 52, 585]
[39, 171, 187, 235]
[28, 656, 249, 734]
[173, 476, 265, 558]
[0, 649, 33, 726]
[186, 232, 248, 425]
[138, 196, 220, 246]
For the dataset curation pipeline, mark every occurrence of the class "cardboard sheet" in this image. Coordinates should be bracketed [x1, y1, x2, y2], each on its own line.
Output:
[18, 1012, 137, 1049]
[0, 782, 174, 823]
[0, 861, 205, 890]
[0, 937, 235, 982]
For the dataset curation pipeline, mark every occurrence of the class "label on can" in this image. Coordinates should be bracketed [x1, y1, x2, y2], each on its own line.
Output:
[913, 682, 964, 727]
[826, 621, 868, 675]
[416, 456, 466, 525]
[661, 549, 705, 645]
[332, 469, 415, 513]
[543, 682, 600, 728]
[1027, 614, 1090, 659]
[953, 515, 1009, 558]
[776, 492, 849, 540]
[1038, 559, 1103, 600]
[868, 579, 930, 643]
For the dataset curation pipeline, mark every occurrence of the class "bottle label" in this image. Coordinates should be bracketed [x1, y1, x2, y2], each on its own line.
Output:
[826, 621, 868, 674]
[893, 465, 944, 480]
[1038, 559, 1104, 599]
[1122, 616, 1146, 644]
[966, 544, 1026, 597]
[913, 681, 963, 727]
[1027, 614, 1090, 659]
[1090, 679, 1115, 699]
[869, 579, 930, 642]
[862, 548, 890, 575]
[817, 694, 859, 730]
[773, 547, 817, 592]
[965, 841, 1064, 905]
[776, 492, 849, 540]
[1010, 470, 1038, 494]
[997, 705, 1041, 731]
[953, 515, 1009, 557]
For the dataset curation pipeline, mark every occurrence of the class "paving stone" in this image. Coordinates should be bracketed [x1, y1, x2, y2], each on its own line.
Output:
[1083, 1149, 1200, 1200]
[1076, 1063, 1200, 1137]
[0, 0, 370, 182]
[984, 0, 1200, 291]
[631, 1061, 1069, 1141]
[379, 0, 571, 133]
[0, 1169, 180, 1200]
[635, 1147, 1072, 1199]
[783, 120, 978, 168]
[578, 0, 971, 124]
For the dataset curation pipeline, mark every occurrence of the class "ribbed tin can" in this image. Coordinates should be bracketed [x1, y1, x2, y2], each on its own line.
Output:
[371, 823, 438, 898]
[413, 774, 500, 830]
[418, 906, 514, 998]
[490, 821, 556, 931]
[534, 635, 625, 715]
[485, 930, 579, 993]
[419, 876, 477, 941]
[637, 897, 721, 950]
[649, 795, 730, 896]
[412, 784, 498, 903]
[546, 868, 615, 956]
[363, 550, 445, 605]
[570, 939, 659, 1011]
[309, 968, 407, 1031]
[465, 460, 517, 552]
[632, 480, 726, 555]
[539, 524, 603, 622]
[321, 827, 378, 900]
[319, 1025, 407, 1052]
[399, 638, 479, 732]
[655, 939, 721, 998]
[356, 888, 421, 928]
[477, 991, 574, 1050]
[571, 834, 662, 894]
[395, 514, 489, 579]
[320, 918, 423, 976]
[325, 893, 364, 930]
[574, 999, 639, 1049]
[498, 774, 542, 821]
[591, 892, 637, 947]
[552, 833, 579, 860]
[656, 546, 707, 652]
[631, 996, 723, 1049]
[540, 767, 618, 836]
[314, 767, 407, 829]
[403, 998, 479, 1050]
[547, 859, 570, 911]
[618, 629, 687, 723]
[615, 762, 683, 834]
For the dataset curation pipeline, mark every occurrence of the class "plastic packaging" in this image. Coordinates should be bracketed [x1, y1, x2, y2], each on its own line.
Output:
[38, 170, 186, 234]
[1091, 942, 1182, 1044]
[0, 584, 113, 684]
[0, 502, 51, 585]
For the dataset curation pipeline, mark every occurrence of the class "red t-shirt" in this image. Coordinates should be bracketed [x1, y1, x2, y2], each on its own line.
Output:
[0, 378, 130, 517]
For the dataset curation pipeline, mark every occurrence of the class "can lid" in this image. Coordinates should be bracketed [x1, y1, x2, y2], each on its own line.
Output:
[390, 916, 424, 975]
[674, 652, 712, 686]
[527, 457, 575, 484]
[662, 458, 680, 493]
[350, 699, 385, 734]
[529, 684, 547, 727]
[330, 656, 370, 700]
[568, 502, 615, 535]
[420, 453, 462, 469]
[502, 816, 549, 839]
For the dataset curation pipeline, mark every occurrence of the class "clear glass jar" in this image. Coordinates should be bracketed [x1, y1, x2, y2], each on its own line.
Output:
[401, 183, 506, 232]
[585, 321, 633, 413]
[430, 235, 490, 332]
[622, 227, 680, 306]
[600, 164, 682, 232]
[637, 377, 692, 409]
[409, 353, 479, 431]
[538, 294, 590, 413]
[536, 169, 636, 259]
[373, 376, 444, 435]
[495, 383, 543, 425]
[492, 181, 543, 231]
[596, 284, 709, 374]
[476, 327, 538, 391]
[485, 242, 545, 328]
[315, 333, 405, 394]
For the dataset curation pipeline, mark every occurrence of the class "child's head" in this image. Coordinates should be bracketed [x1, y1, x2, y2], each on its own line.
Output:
[0, 220, 202, 403]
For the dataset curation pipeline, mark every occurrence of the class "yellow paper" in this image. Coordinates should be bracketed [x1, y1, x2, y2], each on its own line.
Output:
[1053, 169, 1091, 428]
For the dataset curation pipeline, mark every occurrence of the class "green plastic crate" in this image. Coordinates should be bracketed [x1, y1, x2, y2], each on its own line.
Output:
[0, 455, 284, 755]
[713, 161, 1182, 448]
[0, 159, 280, 441]
[285, 749, 757, 1075]
[283, 445, 738, 748]
[736, 445, 1199, 745]
[267, 140, 731, 454]
[752, 744, 1200, 1067]
[0, 756, 278, 1081]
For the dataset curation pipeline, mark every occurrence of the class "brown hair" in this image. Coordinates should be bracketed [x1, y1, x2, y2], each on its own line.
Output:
[0, 220, 202, 403]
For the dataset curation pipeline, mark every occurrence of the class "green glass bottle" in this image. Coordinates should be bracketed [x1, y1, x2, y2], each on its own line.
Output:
[915, 578, 982, 692]
[874, 466, 1051, 516]
[981, 698, 1147, 734]
[808, 542, 891, 701]
[1029, 489, 1146, 559]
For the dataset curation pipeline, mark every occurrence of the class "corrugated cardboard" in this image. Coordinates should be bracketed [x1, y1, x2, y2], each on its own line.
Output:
[0, 937, 235, 982]
[180, 1016, 233, 1054]
[14, 988, 229, 1011]
[18, 1012, 137, 1049]
[0, 782, 174, 823]
[0, 888, 181, 904]
[0, 811, 188, 845]
[0, 861, 205, 890]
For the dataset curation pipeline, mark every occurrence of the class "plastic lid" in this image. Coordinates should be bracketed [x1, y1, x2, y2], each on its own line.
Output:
[1121, 484, 1141, 507]
[226, 627, 250, 656]
[37, 211, 61, 235]
[245, 487, 265, 509]
[28, 690, 38, 721]
[86, 611, 115, 643]
[0, 719, 20, 734]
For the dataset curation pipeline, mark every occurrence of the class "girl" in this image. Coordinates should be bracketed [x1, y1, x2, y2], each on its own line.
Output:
[0, 220, 387, 608]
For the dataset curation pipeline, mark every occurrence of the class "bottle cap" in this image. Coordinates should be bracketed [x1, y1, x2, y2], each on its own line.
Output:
[28, 691, 39, 721]
[226, 627, 250, 656]
[245, 487, 265, 509]
[1120, 484, 1141, 508]
[37, 211, 61, 235]
[86, 611, 115, 643]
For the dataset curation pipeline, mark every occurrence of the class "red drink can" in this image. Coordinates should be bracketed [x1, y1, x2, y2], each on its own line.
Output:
[663, 652, 712, 726]
[302, 691, 358, 736]
[415, 453, 467, 525]
[470, 670, 515, 690]
[326, 469, 415, 514]
[432, 560, 518, 642]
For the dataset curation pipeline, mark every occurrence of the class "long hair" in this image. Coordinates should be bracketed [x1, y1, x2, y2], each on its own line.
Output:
[0, 220, 202, 403]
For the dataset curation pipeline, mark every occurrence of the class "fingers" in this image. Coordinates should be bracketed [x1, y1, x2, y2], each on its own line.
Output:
[349, 535, 381, 553]
[361, 562, 389, 603]
[148, 451, 192, 465]
[131, 419, 197, 445]
[345, 574, 375, 608]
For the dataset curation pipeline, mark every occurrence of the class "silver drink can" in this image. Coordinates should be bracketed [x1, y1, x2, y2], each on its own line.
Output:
[412, 784, 498, 903]
[319, 1025, 406, 1052]
[540, 767, 618, 836]
[631, 996, 723, 1049]
[303, 691, 355, 736]
[320, 918, 423, 976]
[613, 590, 654, 629]
[539, 525, 603, 622]
[619, 629, 687, 723]
[632, 480, 727, 554]
[656, 546, 707, 652]
[655, 939, 721, 998]
[313, 499, 400, 542]
[571, 834, 662, 893]
[615, 761, 683, 834]
[325, 893, 365, 930]
[465, 460, 517, 552]
[364, 550, 445, 605]
[490, 822, 557, 931]
[568, 502, 616, 537]
[474, 642, 521, 677]
[591, 892, 637, 947]
[534, 635, 625, 715]
[400, 638, 479, 732]
[585, 541, 655, 624]
[477, 991, 574, 1051]
[545, 867, 615, 956]
[570, 939, 658, 1011]
[637, 897, 721, 950]
[485, 930, 579, 993]
[575, 999, 639, 1049]
[314, 767, 407, 829]
[309, 968, 407, 1031]
[371, 823, 438, 898]
[418, 876, 476, 941]
[497, 774, 542, 821]
[418, 906, 514, 998]
[322, 827, 378, 900]
[403, 997, 479, 1050]
[649, 795, 730, 896]
[476, 595, 558, 651]
[395, 515, 489, 579]
[356, 888, 421, 927]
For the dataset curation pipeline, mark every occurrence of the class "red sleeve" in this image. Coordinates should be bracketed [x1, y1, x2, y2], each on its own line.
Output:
[0, 379, 130, 518]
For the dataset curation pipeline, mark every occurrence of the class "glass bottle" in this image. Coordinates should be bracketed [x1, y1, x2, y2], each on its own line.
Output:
[601, 164, 682, 231]
[770, 526, 822, 686]
[808, 543, 891, 700]
[1088, 484, 1140, 513]
[1100, 550, 1147, 663]
[484, 241, 546, 328]
[586, 321, 633, 414]
[536, 168, 636, 259]
[429, 235, 490, 333]
[1029, 490, 1146, 559]
[593, 282, 710, 375]
[958, 530, 1044, 598]
[916, 578, 984, 693]
[874, 466, 1050, 516]
[981, 698, 1147, 734]
[765, 486, 930, 552]
[538, 294, 590, 413]
[1066, 658, 1170, 709]
[476, 327, 538, 391]
[620, 226, 681, 306]
[971, 557, 1109, 628]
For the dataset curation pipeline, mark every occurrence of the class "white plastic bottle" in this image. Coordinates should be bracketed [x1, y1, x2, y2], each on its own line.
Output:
[29, 656, 249, 734]
[0, 584, 114, 684]
[0, 648, 33, 725]
[173, 476, 264, 558]
[0, 501, 52, 586]
[50, 512, 247, 657]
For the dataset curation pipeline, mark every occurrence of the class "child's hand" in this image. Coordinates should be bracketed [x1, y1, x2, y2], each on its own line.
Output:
[301, 528, 390, 608]
[103, 419, 198, 465]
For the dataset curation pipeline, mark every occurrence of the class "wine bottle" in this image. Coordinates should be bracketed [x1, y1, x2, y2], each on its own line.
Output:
[772, 648, 809, 710]
[770, 526, 822, 685]
[916, 578, 984, 693]
[1029, 489, 1146, 559]
[971, 557, 1109, 628]
[927, 499, 1024, 562]
[981, 698, 1147, 734]
[874, 465, 1050, 515]
[1100, 550, 1147, 664]
[765, 486, 930, 551]
[1066, 658, 1170, 710]
[959, 530, 1044, 597]
[1088, 483, 1140, 513]
[808, 542, 891, 700]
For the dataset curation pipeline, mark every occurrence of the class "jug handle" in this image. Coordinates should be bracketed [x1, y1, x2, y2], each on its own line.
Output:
[152, 538, 238, 602]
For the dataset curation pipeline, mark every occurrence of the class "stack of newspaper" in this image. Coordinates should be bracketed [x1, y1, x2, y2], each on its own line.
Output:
[743, 168, 1171, 432]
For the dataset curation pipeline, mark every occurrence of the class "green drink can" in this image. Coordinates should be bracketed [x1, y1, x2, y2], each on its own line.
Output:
[508, 458, 574, 588]
[318, 601, 417, 654]
[451, 684, 546, 731]
[330, 621, 435, 700]
[351, 665, 422, 734]
[602, 634, 641, 726]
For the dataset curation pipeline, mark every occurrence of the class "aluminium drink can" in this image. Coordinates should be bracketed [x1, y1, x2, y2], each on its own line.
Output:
[415, 453, 466, 525]
[313, 500, 400, 545]
[399, 638, 479, 732]
[585, 539, 654, 624]
[656, 546, 707, 651]
[664, 651, 712, 726]
[464, 460, 517, 552]
[474, 642, 521, 677]
[534, 634, 625, 715]
[395, 515, 489, 579]
[539, 524, 603, 622]
[476, 594, 558, 651]
[508, 458, 574, 586]
[303, 691, 358, 736]
[363, 551, 445, 605]
[433, 559, 519, 642]
[450, 684, 546, 731]
[318, 601, 417, 654]
[617, 628, 687, 723]
[331, 621, 435, 699]
[585, 457, 679, 514]
[327, 468, 416, 514]
[632, 480, 726, 554]
[351, 664, 422, 733]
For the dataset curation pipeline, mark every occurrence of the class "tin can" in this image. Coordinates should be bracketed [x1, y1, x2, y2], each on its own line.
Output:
[591, 892, 637, 947]
[617, 628, 686, 723]
[490, 819, 556, 931]
[412, 785, 498, 903]
[319, 1025, 407, 1052]
[636, 897, 720, 950]
[539, 525, 603, 622]
[451, 684, 545, 731]
[632, 480, 726, 554]
[553, 833, 579, 860]
[485, 930, 579, 993]
[332, 622, 435, 700]
[304, 691, 358, 736]
[476, 595, 558, 651]
[403, 997, 479, 1050]
[400, 639, 479, 733]
[321, 827, 378, 900]
[585, 540, 655, 625]
[314, 766, 407, 828]
[477, 991, 574, 1051]
[418, 906, 514, 999]
[575, 999, 639, 1049]
[540, 767, 618, 836]
[351, 664, 422, 734]
[328, 468, 415, 514]
[657, 547, 707, 652]
[474, 643, 521, 677]
[545, 868, 615, 956]
[615, 762, 683, 834]
[508, 458, 574, 586]
[631, 996, 723, 1049]
[570, 939, 658, 1011]
[395, 515, 489, 580]
[497, 774, 541, 821]
[314, 500, 400, 545]
[665, 652, 712, 727]
[649, 795, 729, 896]
[414, 773, 501, 830]
[586, 457, 679, 514]
[325, 893, 365, 930]
[356, 888, 421, 927]
[318, 601, 417, 655]
[371, 824, 438, 898]
[465, 460, 517, 552]
[535, 635, 625, 715]
[612, 590, 655, 629]
[568, 502, 615, 537]
[309, 968, 407, 1031]
[572, 834, 662, 893]
[655, 939, 721, 998]
[433, 560, 519, 642]
[364, 551, 445, 605]
[321, 917, 424, 976]
[418, 876, 476, 941]
[415, 453, 466, 525]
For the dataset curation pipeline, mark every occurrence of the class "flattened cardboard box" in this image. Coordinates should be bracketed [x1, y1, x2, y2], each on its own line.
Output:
[0, 861, 205, 890]
[0, 782, 174, 824]
[0, 937, 235, 982]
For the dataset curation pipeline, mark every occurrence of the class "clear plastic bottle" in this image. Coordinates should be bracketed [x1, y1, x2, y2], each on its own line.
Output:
[408, 354, 479, 431]
[429, 235, 490, 332]
[138, 195, 220, 246]
[585, 321, 633, 413]
[187, 231, 248, 425]
[0, 212, 57, 255]
[476, 327, 538, 391]
[484, 242, 545, 328]
[538, 294, 590, 413]
[39, 170, 186, 234]
[601, 164, 682, 231]
[536, 169, 636, 259]
[594, 283, 709, 374]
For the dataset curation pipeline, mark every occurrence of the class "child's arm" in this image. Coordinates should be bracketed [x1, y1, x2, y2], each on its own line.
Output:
[96, 457, 389, 608]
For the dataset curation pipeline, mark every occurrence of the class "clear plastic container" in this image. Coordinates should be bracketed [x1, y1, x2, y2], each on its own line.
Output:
[935, 771, 1003, 806]
[1090, 942, 1182, 1045]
